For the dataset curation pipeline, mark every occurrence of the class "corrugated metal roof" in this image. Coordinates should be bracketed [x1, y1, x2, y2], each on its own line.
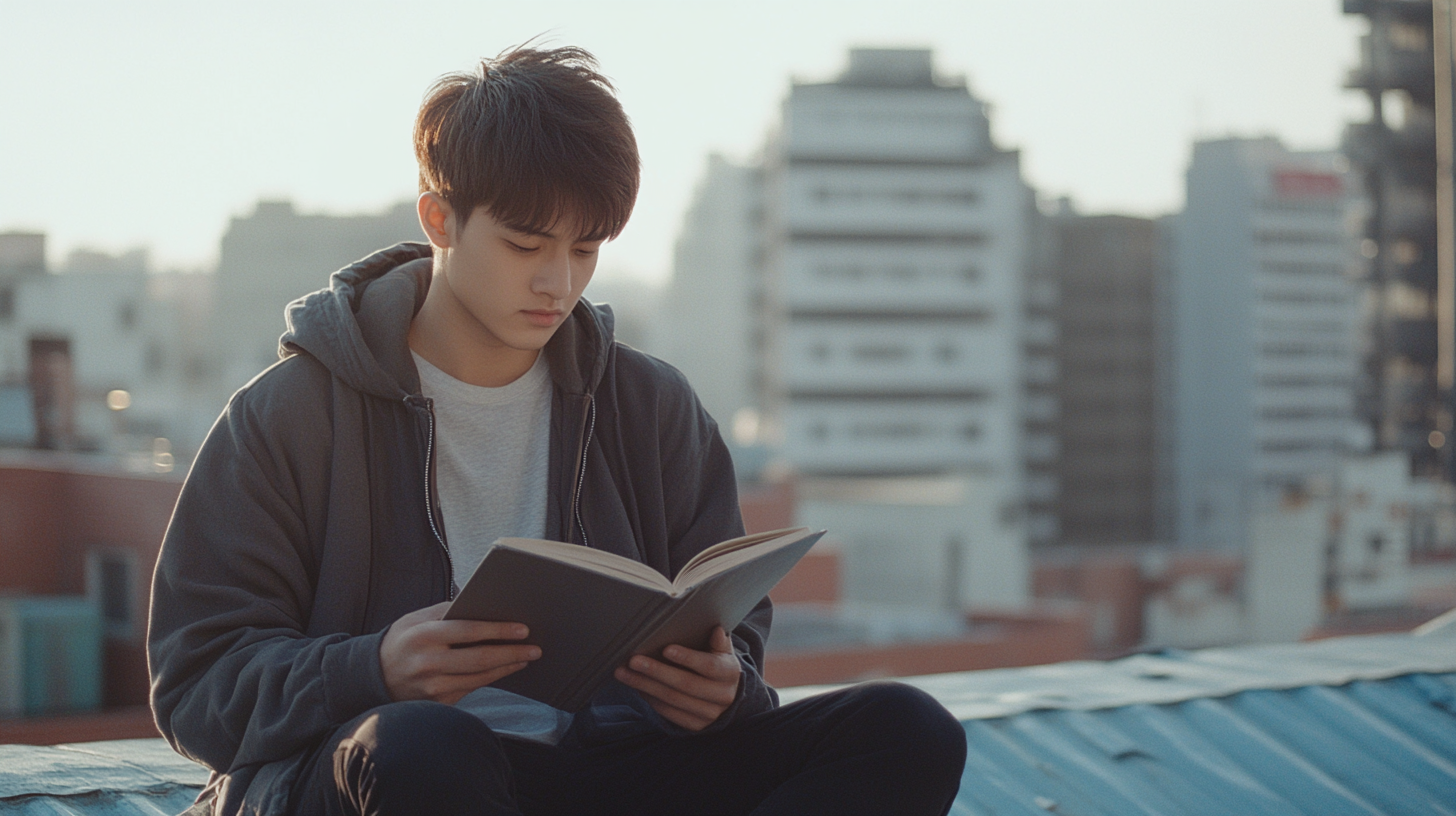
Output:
[790, 633, 1456, 815]
[0, 739, 205, 814]
[949, 672, 1456, 815]
[2, 632, 1453, 815]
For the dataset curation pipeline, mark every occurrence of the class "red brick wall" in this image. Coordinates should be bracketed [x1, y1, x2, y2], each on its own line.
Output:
[0, 705, 159, 745]
[764, 608, 1090, 687]
[770, 547, 841, 605]
[0, 467, 68, 594]
[0, 461, 182, 709]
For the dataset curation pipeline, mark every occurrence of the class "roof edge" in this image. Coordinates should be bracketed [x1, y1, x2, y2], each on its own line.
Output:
[779, 632, 1456, 720]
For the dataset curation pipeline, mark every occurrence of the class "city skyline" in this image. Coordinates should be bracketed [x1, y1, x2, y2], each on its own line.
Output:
[2, 0, 1360, 283]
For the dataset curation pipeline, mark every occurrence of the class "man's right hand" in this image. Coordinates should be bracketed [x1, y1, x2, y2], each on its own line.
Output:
[379, 601, 540, 705]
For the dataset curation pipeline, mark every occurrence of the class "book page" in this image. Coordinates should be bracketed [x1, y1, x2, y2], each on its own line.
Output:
[492, 537, 674, 591]
[674, 527, 814, 589]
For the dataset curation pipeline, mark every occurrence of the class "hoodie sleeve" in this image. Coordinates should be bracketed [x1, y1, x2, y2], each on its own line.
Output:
[148, 363, 394, 774]
[654, 370, 779, 732]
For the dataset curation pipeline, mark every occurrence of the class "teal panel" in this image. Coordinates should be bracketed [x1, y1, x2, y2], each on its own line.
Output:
[16, 597, 102, 716]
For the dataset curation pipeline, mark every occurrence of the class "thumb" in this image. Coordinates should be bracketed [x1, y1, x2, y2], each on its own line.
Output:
[710, 626, 734, 655]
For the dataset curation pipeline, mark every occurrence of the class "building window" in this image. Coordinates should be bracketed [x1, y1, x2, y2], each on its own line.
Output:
[852, 345, 909, 362]
[1260, 342, 1349, 358]
[851, 422, 924, 439]
[1254, 230, 1344, 245]
[1260, 375, 1353, 388]
[86, 550, 138, 639]
[1259, 440, 1333, 454]
[1259, 407, 1348, 421]
[1387, 21, 1428, 51]
[1258, 289, 1348, 306]
[1261, 262, 1343, 278]
[816, 264, 867, 280]
[117, 302, 137, 331]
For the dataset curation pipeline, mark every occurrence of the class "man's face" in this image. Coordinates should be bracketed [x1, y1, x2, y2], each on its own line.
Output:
[434, 204, 603, 354]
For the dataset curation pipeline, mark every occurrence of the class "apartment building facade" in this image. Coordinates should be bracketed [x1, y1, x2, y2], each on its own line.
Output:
[1174, 138, 1361, 547]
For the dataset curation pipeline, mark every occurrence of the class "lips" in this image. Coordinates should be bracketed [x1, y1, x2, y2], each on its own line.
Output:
[522, 309, 564, 328]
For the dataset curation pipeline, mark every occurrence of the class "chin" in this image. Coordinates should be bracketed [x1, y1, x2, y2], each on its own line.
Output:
[503, 332, 556, 352]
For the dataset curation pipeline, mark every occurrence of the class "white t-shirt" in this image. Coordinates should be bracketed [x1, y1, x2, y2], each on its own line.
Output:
[413, 350, 551, 581]
[413, 350, 572, 744]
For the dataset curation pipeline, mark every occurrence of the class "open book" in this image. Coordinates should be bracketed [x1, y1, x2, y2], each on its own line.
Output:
[443, 526, 824, 712]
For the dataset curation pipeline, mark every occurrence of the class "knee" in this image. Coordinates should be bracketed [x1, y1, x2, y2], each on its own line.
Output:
[847, 682, 967, 769]
[337, 700, 503, 784]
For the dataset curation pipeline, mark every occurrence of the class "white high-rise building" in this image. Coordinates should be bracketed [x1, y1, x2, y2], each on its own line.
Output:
[1173, 137, 1362, 548]
[658, 48, 1042, 606]
[766, 49, 1038, 511]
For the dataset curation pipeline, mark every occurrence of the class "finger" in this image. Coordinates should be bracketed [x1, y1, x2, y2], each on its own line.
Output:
[710, 626, 734, 654]
[414, 620, 531, 648]
[616, 664, 718, 718]
[430, 643, 541, 676]
[615, 664, 730, 720]
[431, 662, 532, 704]
[628, 655, 729, 703]
[635, 688, 714, 732]
[660, 644, 740, 682]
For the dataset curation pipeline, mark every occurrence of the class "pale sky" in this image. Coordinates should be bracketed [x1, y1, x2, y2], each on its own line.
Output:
[1, 0, 1364, 284]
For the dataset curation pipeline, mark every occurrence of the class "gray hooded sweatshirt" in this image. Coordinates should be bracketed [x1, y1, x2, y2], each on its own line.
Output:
[148, 243, 774, 815]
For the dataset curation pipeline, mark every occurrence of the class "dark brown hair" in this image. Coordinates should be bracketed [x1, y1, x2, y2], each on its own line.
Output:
[413, 45, 640, 241]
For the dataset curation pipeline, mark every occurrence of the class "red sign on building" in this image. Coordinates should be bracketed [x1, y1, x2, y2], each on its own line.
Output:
[1273, 169, 1343, 200]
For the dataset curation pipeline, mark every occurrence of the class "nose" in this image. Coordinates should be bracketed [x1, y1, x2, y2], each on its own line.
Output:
[531, 247, 574, 301]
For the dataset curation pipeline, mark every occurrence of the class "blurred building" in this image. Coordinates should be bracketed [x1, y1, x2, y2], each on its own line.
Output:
[1343, 0, 1448, 479]
[0, 457, 183, 726]
[577, 275, 661, 353]
[765, 49, 1040, 494]
[1050, 213, 1170, 545]
[657, 48, 1046, 616]
[209, 199, 422, 398]
[661, 49, 1047, 568]
[653, 156, 763, 431]
[0, 235, 192, 458]
[1172, 138, 1362, 549]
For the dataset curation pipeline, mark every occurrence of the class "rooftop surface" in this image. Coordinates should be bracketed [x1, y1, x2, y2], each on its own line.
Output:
[3, 632, 1454, 815]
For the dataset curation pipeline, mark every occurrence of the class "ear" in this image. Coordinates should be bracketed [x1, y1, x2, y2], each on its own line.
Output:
[417, 192, 455, 250]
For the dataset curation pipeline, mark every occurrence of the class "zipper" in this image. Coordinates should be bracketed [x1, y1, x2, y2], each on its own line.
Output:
[571, 396, 597, 548]
[409, 394, 456, 599]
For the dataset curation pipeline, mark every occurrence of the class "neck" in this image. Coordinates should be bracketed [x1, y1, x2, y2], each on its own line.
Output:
[408, 277, 540, 388]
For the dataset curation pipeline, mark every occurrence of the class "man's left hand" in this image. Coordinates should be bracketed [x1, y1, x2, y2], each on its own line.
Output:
[614, 626, 741, 732]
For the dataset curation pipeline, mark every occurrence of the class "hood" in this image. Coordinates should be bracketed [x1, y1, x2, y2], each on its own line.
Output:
[279, 241, 615, 401]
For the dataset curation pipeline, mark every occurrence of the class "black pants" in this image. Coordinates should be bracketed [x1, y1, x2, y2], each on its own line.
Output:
[291, 681, 967, 816]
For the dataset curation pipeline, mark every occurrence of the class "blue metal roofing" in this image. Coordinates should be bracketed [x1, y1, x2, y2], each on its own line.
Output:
[794, 632, 1456, 816]
[948, 673, 1456, 816]
[0, 739, 205, 814]
[2, 632, 1453, 815]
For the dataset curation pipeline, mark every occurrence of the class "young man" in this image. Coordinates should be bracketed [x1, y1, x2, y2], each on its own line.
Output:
[149, 46, 966, 815]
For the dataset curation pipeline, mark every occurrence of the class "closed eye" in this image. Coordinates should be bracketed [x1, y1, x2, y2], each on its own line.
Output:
[505, 240, 540, 253]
